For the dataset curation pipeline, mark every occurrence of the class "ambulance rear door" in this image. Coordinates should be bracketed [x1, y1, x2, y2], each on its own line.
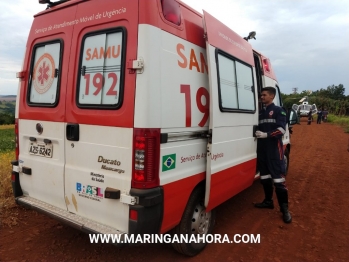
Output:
[63, 0, 138, 233]
[17, 5, 77, 211]
[203, 11, 258, 211]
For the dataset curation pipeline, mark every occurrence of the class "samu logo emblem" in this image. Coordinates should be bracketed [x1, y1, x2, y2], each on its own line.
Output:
[33, 53, 55, 94]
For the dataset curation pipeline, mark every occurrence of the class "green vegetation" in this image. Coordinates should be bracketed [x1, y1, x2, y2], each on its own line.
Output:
[282, 84, 349, 117]
[0, 113, 15, 125]
[0, 101, 15, 125]
[0, 101, 15, 114]
[0, 151, 16, 225]
[0, 125, 15, 220]
[282, 84, 349, 133]
[327, 115, 349, 133]
[0, 126, 15, 152]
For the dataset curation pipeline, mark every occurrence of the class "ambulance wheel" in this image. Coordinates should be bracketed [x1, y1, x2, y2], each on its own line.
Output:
[284, 148, 290, 175]
[171, 186, 216, 256]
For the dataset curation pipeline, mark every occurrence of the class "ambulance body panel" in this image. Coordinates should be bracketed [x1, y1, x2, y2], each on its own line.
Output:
[12, 0, 296, 255]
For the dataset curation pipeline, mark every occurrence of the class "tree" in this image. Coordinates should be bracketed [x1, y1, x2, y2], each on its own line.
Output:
[280, 84, 348, 116]
[318, 84, 345, 100]
[0, 113, 15, 125]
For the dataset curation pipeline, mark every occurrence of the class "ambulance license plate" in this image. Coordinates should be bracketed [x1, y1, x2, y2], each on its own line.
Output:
[29, 142, 53, 158]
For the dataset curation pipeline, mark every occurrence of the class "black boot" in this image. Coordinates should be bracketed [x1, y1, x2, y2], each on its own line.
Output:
[280, 203, 292, 223]
[255, 182, 274, 209]
[276, 189, 292, 223]
[254, 199, 274, 209]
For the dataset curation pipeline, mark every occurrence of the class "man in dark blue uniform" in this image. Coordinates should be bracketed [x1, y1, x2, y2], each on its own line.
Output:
[317, 109, 323, 124]
[255, 87, 292, 223]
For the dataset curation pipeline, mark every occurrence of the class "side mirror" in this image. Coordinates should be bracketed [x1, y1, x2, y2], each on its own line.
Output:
[292, 104, 299, 111]
[289, 109, 298, 125]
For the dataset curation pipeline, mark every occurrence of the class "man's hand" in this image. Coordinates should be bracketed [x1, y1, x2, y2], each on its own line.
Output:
[255, 131, 268, 138]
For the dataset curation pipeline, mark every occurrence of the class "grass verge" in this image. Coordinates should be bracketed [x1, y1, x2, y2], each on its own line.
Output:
[0, 151, 18, 227]
[0, 126, 17, 227]
[0, 125, 15, 152]
[327, 115, 349, 133]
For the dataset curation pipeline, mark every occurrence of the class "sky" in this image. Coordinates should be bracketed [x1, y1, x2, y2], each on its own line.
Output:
[0, 0, 348, 95]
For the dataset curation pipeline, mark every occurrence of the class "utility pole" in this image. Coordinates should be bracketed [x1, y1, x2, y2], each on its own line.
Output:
[292, 87, 298, 94]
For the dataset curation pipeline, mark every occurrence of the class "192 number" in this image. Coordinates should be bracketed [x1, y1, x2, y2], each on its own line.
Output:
[180, 84, 209, 127]
[83, 73, 118, 96]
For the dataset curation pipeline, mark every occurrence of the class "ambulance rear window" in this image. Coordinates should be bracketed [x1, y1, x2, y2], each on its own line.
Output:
[28, 40, 62, 106]
[217, 52, 255, 112]
[77, 28, 126, 108]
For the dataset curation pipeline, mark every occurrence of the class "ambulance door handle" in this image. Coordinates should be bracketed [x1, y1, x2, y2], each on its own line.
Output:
[66, 123, 79, 141]
[253, 125, 258, 137]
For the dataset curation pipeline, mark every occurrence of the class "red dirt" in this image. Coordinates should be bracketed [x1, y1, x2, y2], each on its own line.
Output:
[1, 120, 349, 262]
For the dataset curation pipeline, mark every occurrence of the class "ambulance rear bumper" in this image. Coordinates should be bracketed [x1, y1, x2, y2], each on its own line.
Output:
[16, 196, 125, 238]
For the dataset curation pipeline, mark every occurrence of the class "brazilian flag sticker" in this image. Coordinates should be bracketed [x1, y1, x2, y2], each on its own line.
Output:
[162, 154, 176, 172]
[281, 111, 287, 116]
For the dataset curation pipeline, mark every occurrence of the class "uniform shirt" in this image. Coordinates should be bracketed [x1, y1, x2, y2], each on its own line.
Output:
[257, 103, 287, 157]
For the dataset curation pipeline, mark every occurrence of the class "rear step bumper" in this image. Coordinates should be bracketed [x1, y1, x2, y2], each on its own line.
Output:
[16, 196, 125, 238]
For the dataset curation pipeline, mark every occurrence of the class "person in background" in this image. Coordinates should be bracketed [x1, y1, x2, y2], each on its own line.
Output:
[322, 109, 329, 122]
[297, 107, 301, 124]
[254, 87, 292, 223]
[317, 109, 323, 124]
[307, 110, 312, 125]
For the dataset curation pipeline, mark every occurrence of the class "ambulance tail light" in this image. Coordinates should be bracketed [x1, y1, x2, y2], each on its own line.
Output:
[263, 58, 270, 72]
[132, 129, 160, 189]
[161, 0, 182, 26]
[15, 119, 19, 160]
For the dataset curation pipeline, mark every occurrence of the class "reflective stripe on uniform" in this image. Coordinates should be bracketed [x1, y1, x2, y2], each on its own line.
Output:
[273, 178, 285, 183]
[277, 127, 286, 134]
[259, 119, 276, 124]
[261, 174, 272, 179]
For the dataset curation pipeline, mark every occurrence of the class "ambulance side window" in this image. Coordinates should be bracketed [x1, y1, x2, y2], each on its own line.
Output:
[217, 53, 255, 112]
[28, 41, 62, 106]
[77, 28, 126, 108]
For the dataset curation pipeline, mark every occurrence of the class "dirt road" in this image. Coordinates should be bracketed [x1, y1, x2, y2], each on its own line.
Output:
[1, 120, 349, 261]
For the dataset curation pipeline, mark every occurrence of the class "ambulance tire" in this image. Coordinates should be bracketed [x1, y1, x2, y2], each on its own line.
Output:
[171, 186, 216, 256]
[284, 148, 290, 176]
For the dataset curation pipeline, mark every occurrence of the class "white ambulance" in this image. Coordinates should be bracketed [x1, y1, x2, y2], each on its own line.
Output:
[12, 0, 298, 256]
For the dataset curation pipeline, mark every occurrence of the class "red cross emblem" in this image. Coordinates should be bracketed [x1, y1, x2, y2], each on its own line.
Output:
[33, 53, 55, 94]
[38, 61, 50, 85]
